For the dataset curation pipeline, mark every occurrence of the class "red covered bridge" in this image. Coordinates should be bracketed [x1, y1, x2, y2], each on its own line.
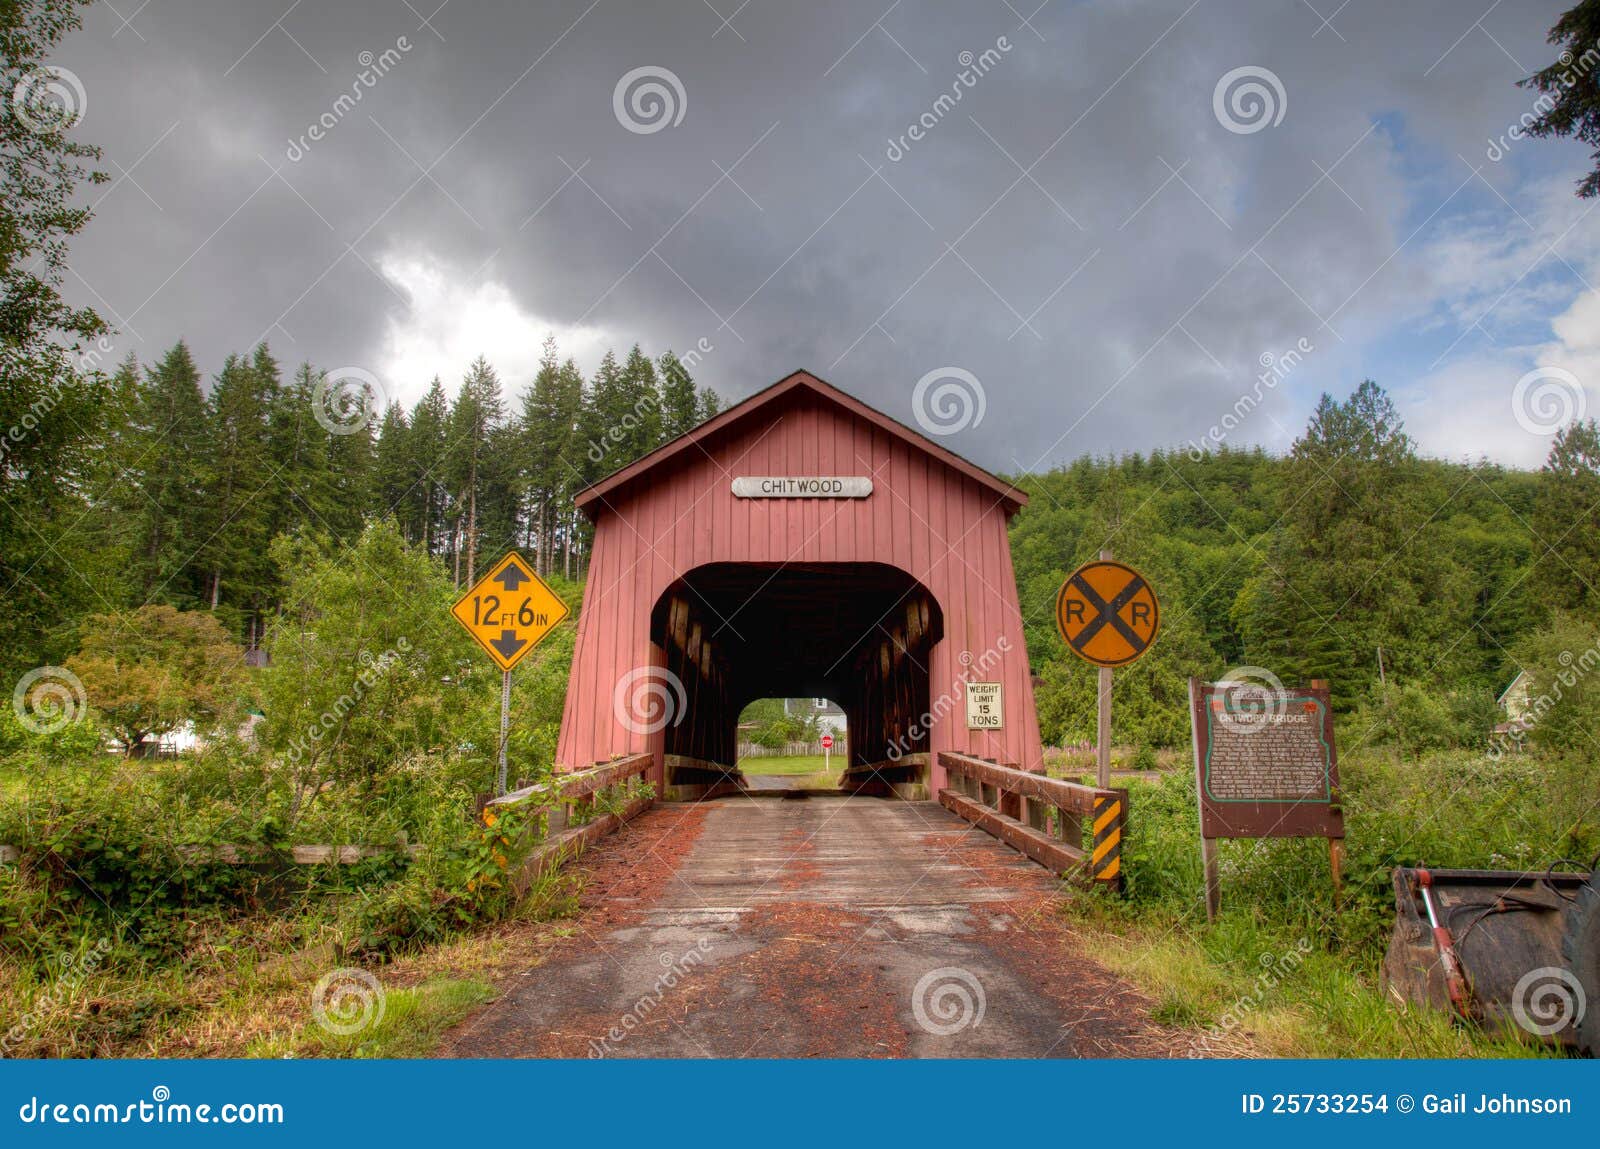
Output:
[555, 370, 1044, 800]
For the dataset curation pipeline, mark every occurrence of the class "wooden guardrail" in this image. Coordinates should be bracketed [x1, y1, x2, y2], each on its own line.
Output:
[0, 755, 658, 889]
[938, 751, 1126, 888]
[485, 752, 655, 895]
[0, 840, 418, 866]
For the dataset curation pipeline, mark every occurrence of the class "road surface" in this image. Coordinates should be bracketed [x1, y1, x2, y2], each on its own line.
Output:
[443, 794, 1185, 1058]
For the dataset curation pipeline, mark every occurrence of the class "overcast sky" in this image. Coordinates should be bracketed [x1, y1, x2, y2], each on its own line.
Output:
[49, 0, 1600, 471]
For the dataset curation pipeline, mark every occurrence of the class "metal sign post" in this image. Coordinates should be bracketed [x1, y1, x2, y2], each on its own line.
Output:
[497, 668, 512, 796]
[821, 731, 833, 770]
[1055, 549, 1161, 791]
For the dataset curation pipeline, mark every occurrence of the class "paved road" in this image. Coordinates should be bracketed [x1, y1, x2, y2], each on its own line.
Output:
[443, 795, 1183, 1058]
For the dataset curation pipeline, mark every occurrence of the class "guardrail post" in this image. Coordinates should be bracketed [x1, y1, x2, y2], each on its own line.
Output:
[1090, 790, 1126, 890]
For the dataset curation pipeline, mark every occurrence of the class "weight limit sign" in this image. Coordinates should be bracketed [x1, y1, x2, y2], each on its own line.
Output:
[1055, 559, 1161, 668]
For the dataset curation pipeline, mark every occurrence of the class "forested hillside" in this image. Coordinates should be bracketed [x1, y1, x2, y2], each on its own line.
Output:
[3, 336, 719, 676]
[1011, 384, 1598, 750]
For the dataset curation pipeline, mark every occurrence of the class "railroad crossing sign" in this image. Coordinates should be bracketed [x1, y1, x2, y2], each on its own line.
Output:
[451, 551, 570, 672]
[1055, 558, 1160, 668]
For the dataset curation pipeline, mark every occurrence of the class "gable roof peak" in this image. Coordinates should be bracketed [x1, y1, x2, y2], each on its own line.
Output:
[574, 368, 1026, 515]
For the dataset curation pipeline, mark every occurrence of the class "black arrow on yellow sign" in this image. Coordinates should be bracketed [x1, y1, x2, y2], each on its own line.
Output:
[489, 630, 527, 660]
[494, 560, 531, 591]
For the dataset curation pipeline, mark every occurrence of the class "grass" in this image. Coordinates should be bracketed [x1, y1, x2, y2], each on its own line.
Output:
[0, 859, 583, 1059]
[1049, 745, 1598, 1058]
[737, 754, 835, 775]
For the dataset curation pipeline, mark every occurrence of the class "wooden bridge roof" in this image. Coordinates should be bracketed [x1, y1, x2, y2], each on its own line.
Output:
[573, 369, 1028, 517]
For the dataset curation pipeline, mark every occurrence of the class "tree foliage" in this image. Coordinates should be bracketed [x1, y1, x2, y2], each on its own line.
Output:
[66, 605, 249, 753]
[1520, 0, 1600, 197]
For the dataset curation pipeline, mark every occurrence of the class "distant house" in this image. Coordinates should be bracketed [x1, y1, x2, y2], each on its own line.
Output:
[787, 697, 846, 736]
[1494, 670, 1533, 736]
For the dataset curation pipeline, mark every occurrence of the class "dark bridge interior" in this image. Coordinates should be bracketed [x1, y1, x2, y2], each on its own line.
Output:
[649, 562, 942, 792]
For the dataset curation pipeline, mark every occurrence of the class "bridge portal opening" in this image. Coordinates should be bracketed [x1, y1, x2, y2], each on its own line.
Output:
[649, 562, 943, 799]
[733, 697, 847, 790]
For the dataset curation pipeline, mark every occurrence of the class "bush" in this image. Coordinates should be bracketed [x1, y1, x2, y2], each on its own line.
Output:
[1510, 612, 1600, 755]
[1349, 683, 1498, 755]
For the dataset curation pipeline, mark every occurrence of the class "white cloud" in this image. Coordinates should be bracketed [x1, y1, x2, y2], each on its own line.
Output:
[373, 248, 609, 406]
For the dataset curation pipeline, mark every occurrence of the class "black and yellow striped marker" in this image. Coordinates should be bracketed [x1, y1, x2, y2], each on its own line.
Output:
[1091, 794, 1124, 888]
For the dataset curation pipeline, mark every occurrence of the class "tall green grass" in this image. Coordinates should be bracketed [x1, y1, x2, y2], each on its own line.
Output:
[1063, 747, 1597, 1057]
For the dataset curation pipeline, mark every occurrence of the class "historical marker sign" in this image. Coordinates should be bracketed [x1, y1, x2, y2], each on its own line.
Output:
[1055, 559, 1160, 668]
[450, 551, 570, 672]
[1189, 676, 1344, 920]
[966, 682, 1003, 729]
[1189, 679, 1342, 839]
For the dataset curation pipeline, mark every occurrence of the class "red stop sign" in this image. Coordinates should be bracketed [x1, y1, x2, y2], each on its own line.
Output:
[820, 734, 834, 750]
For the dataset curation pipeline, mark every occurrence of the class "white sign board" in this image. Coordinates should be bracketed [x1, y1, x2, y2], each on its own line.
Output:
[731, 476, 873, 498]
[966, 682, 1003, 729]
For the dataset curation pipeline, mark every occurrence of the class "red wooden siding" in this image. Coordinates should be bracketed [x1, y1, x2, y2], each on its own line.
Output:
[556, 373, 1043, 793]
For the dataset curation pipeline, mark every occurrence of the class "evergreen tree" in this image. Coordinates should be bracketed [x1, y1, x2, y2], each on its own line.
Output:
[373, 402, 415, 540]
[198, 350, 275, 621]
[619, 344, 663, 458]
[128, 341, 208, 605]
[579, 349, 626, 485]
[658, 350, 699, 440]
[698, 386, 722, 421]
[322, 367, 377, 542]
[446, 357, 505, 586]
[1519, 0, 1600, 197]
[408, 378, 450, 557]
[1532, 418, 1600, 612]
[0, 0, 112, 671]
[266, 363, 339, 548]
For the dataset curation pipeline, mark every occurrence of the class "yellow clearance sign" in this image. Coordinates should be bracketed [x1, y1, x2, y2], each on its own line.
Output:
[450, 551, 570, 672]
[1055, 559, 1160, 668]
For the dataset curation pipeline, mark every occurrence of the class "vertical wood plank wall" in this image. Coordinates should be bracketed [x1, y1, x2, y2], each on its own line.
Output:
[556, 390, 1043, 793]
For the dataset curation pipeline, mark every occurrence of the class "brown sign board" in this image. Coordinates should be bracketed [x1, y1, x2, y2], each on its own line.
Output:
[1188, 678, 1343, 840]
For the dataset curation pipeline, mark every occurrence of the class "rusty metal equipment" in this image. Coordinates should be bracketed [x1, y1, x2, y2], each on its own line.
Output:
[1383, 864, 1598, 1055]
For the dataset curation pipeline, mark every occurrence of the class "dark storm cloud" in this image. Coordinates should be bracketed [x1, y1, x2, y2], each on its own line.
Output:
[55, 0, 1589, 469]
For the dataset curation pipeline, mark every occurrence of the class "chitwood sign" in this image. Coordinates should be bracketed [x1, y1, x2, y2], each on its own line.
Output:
[731, 476, 873, 498]
[1188, 676, 1344, 919]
